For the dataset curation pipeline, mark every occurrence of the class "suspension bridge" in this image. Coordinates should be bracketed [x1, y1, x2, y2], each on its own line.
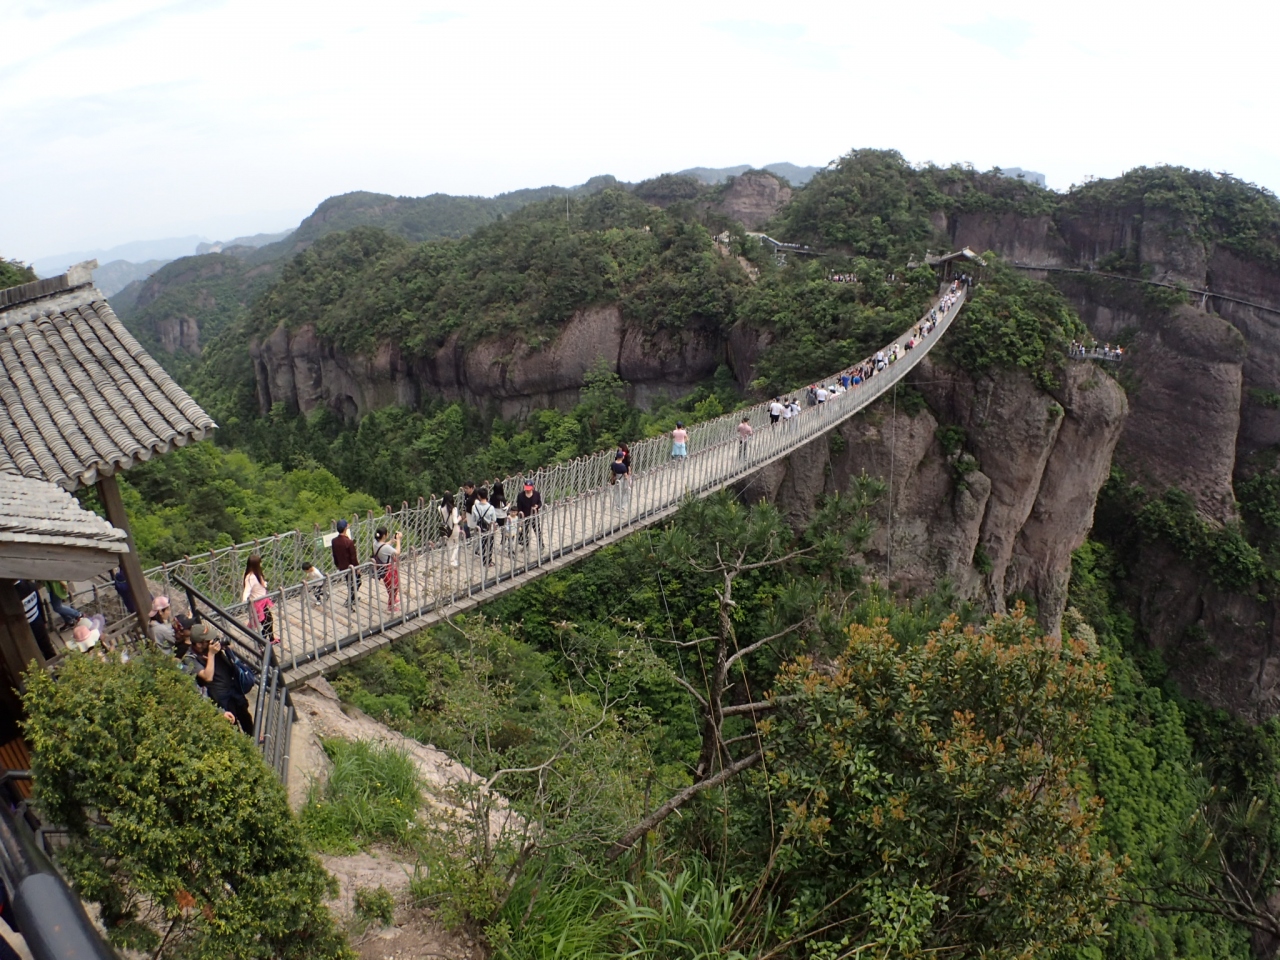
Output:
[93, 284, 970, 689]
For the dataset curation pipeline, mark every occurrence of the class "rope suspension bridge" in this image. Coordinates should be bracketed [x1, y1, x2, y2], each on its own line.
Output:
[92, 283, 972, 696]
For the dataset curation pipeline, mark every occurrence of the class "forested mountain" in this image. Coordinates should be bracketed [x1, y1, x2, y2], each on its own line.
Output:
[30, 148, 1280, 959]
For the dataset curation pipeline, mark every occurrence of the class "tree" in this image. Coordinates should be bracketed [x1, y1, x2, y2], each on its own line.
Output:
[753, 607, 1120, 958]
[609, 484, 882, 860]
[23, 652, 352, 960]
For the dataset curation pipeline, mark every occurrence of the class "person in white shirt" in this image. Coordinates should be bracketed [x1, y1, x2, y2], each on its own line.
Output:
[769, 398, 784, 425]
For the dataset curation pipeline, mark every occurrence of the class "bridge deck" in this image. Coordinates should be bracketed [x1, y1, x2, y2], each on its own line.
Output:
[144, 286, 967, 686]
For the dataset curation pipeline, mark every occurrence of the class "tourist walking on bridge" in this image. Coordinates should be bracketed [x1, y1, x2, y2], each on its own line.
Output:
[610, 450, 630, 509]
[737, 416, 754, 459]
[470, 489, 498, 567]
[372, 528, 402, 611]
[331, 519, 360, 609]
[516, 481, 542, 546]
[242, 554, 275, 644]
[439, 492, 462, 567]
[671, 422, 688, 459]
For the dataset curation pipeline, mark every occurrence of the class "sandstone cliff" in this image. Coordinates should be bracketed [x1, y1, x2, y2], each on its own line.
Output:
[940, 198, 1280, 717]
[748, 359, 1127, 636]
[250, 305, 727, 419]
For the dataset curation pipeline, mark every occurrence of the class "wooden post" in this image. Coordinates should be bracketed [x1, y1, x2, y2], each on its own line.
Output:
[96, 474, 152, 639]
[0, 580, 46, 684]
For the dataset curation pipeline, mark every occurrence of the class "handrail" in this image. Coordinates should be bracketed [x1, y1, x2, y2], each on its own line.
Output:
[0, 794, 117, 959]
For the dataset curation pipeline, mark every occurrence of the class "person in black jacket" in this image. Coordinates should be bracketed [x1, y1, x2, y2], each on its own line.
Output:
[185, 622, 253, 734]
[331, 519, 360, 610]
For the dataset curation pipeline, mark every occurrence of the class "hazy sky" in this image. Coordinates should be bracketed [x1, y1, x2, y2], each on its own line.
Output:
[3, 0, 1276, 261]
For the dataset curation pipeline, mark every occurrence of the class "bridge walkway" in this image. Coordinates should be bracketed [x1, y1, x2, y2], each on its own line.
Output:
[141, 286, 968, 687]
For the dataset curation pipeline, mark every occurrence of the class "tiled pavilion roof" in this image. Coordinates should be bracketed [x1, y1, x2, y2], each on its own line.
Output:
[0, 263, 216, 492]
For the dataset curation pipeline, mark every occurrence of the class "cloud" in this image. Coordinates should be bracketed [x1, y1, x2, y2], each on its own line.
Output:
[948, 18, 1034, 58]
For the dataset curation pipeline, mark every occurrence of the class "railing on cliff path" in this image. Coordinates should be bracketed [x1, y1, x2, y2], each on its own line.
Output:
[102, 284, 968, 687]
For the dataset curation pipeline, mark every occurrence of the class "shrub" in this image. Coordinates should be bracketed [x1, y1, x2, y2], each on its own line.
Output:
[352, 886, 395, 928]
[23, 651, 352, 960]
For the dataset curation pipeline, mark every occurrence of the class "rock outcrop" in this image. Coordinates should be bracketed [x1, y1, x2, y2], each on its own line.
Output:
[251, 305, 727, 419]
[710, 171, 792, 231]
[749, 359, 1128, 636]
[939, 195, 1280, 717]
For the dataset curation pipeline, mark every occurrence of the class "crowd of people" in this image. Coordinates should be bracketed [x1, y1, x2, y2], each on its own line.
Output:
[1069, 340, 1125, 360]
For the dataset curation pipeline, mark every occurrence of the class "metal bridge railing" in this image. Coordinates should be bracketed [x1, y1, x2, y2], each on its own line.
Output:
[89, 285, 967, 683]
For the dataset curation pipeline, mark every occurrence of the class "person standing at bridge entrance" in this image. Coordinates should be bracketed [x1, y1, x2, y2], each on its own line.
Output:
[332, 519, 360, 610]
[737, 416, 754, 459]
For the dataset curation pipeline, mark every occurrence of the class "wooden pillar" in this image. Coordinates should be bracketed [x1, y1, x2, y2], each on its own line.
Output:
[95, 474, 152, 639]
[0, 580, 46, 686]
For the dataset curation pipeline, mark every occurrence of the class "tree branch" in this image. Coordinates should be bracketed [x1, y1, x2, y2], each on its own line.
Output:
[607, 750, 763, 860]
[721, 696, 791, 717]
[725, 621, 809, 671]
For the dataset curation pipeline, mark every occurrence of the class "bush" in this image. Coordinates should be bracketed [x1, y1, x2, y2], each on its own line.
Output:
[300, 740, 422, 853]
[352, 886, 395, 928]
[23, 651, 352, 960]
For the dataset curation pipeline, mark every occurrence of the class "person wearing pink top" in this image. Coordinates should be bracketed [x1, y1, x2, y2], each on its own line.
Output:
[737, 417, 753, 459]
[671, 422, 689, 459]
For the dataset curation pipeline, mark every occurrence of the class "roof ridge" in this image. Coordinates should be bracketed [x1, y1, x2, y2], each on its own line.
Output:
[0, 260, 98, 312]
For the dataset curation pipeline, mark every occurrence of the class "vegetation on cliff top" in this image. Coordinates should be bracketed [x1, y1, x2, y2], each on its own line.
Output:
[248, 189, 749, 356]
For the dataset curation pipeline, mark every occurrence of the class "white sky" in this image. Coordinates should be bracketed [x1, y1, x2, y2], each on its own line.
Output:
[3, 0, 1277, 262]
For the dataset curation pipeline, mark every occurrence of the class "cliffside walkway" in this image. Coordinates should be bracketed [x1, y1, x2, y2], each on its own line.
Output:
[135, 286, 967, 687]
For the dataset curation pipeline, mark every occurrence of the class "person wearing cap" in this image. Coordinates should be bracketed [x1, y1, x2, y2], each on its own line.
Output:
[150, 595, 176, 652]
[185, 621, 253, 733]
[68, 617, 101, 654]
[331, 519, 360, 610]
[515, 481, 542, 546]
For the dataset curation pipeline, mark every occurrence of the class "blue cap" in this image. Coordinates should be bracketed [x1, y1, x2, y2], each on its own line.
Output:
[336, 519, 349, 533]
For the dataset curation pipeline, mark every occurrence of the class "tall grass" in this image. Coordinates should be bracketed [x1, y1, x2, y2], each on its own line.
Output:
[300, 739, 422, 853]
[490, 872, 620, 960]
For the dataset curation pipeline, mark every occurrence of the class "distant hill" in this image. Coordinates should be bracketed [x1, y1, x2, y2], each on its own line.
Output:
[677, 163, 823, 186]
[92, 258, 170, 297]
[32, 235, 207, 278]
[197, 230, 292, 255]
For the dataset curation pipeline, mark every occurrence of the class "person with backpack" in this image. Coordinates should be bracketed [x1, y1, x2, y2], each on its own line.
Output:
[186, 621, 254, 734]
[241, 554, 275, 644]
[331, 519, 360, 610]
[439, 492, 462, 567]
[470, 488, 498, 567]
[372, 528, 402, 611]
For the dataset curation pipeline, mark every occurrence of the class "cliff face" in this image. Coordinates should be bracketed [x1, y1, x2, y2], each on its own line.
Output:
[942, 202, 1280, 716]
[751, 359, 1127, 635]
[711, 172, 792, 231]
[250, 305, 727, 419]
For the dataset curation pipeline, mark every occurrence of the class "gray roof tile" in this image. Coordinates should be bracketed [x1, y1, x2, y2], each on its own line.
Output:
[0, 473, 129, 554]
[0, 272, 216, 491]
